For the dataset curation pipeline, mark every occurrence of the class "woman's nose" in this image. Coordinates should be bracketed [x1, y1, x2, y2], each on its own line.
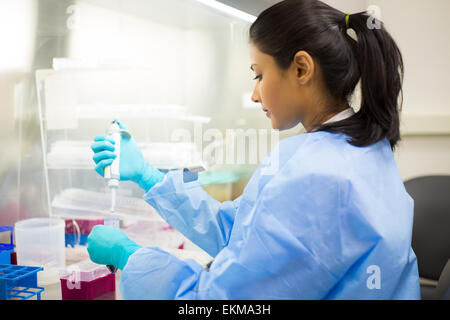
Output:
[251, 86, 260, 104]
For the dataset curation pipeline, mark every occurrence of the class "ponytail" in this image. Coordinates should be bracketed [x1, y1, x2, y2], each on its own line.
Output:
[318, 11, 404, 150]
[249, 0, 405, 150]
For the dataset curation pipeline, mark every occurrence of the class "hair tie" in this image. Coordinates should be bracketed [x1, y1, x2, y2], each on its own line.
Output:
[345, 13, 350, 29]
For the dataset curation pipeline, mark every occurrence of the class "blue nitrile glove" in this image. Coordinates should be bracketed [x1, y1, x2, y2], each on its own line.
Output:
[87, 225, 142, 270]
[90, 119, 166, 192]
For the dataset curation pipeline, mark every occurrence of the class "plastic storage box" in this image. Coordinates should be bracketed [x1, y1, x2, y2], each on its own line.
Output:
[0, 264, 44, 300]
[64, 218, 103, 247]
[60, 259, 115, 300]
[65, 219, 104, 234]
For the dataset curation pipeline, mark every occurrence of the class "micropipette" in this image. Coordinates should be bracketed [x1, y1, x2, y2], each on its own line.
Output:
[103, 120, 122, 273]
[104, 120, 121, 213]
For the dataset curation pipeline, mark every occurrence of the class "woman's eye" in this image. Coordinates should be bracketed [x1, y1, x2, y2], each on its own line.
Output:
[253, 74, 262, 81]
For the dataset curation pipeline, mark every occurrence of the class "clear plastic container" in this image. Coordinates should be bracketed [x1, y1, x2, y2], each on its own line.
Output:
[14, 218, 66, 285]
[103, 215, 120, 229]
[51, 188, 160, 221]
[61, 259, 111, 282]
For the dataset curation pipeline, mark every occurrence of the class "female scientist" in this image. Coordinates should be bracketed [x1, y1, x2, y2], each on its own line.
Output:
[87, 0, 420, 299]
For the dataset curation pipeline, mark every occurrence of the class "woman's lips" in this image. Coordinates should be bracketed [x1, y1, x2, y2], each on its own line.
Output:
[263, 109, 271, 118]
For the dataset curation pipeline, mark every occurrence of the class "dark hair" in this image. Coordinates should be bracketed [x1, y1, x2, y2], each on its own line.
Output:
[249, 0, 404, 150]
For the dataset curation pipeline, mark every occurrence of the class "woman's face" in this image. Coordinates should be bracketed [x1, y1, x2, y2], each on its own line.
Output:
[249, 42, 339, 131]
[249, 42, 305, 131]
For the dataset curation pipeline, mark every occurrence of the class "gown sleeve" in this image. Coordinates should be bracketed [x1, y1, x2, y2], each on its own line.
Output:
[143, 170, 241, 257]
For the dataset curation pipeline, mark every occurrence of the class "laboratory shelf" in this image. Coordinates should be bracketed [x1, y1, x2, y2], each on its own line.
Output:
[39, 107, 211, 124]
[0, 264, 44, 300]
[50, 187, 164, 222]
[45, 140, 206, 174]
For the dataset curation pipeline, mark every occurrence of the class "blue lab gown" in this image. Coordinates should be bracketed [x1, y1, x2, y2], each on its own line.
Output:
[119, 131, 420, 299]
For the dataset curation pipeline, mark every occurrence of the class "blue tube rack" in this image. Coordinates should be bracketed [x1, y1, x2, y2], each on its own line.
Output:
[0, 250, 13, 265]
[0, 265, 45, 300]
[0, 226, 14, 265]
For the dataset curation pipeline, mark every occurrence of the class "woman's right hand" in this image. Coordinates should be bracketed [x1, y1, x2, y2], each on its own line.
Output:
[90, 120, 166, 192]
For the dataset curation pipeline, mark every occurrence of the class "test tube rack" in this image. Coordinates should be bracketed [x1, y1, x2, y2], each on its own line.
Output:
[0, 265, 45, 300]
[0, 226, 14, 265]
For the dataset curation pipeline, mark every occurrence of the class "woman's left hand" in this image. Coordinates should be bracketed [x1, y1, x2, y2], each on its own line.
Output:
[87, 225, 142, 270]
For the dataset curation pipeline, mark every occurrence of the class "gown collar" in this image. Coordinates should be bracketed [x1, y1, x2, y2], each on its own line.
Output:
[322, 107, 355, 125]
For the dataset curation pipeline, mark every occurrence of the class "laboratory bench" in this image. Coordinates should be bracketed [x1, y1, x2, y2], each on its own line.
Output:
[38, 247, 211, 300]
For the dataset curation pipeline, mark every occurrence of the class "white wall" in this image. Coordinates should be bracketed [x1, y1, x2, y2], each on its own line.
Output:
[370, 0, 450, 114]
[367, 0, 450, 180]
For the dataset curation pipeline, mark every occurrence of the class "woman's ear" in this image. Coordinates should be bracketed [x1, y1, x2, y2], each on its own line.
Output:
[293, 50, 314, 85]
